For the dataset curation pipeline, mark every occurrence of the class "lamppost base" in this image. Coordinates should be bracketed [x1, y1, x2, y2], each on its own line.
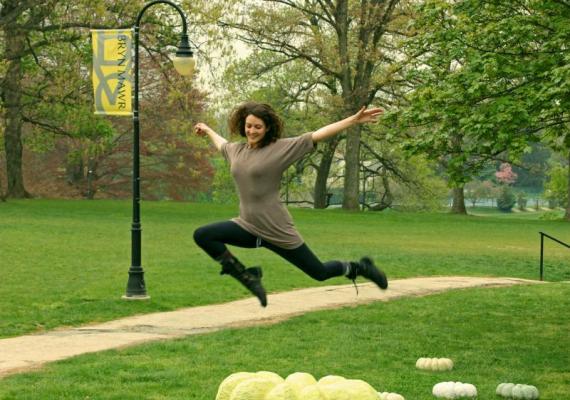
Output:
[123, 265, 149, 300]
[122, 294, 151, 301]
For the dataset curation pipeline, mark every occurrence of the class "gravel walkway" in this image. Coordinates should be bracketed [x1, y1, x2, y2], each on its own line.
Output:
[0, 276, 539, 378]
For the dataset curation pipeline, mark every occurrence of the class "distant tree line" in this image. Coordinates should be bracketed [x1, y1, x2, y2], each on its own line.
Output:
[1, 0, 568, 220]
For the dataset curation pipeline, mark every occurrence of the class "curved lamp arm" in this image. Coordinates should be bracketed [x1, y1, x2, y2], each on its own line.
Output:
[136, 0, 187, 32]
[135, 0, 195, 78]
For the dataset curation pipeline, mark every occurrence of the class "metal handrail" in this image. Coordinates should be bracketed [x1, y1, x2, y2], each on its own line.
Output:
[539, 232, 570, 281]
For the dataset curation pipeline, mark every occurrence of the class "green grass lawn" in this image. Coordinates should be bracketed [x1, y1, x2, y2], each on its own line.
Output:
[468, 206, 565, 220]
[0, 200, 569, 398]
[0, 283, 568, 399]
[0, 199, 568, 339]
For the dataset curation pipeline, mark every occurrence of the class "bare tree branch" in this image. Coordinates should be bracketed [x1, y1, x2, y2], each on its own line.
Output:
[221, 20, 341, 79]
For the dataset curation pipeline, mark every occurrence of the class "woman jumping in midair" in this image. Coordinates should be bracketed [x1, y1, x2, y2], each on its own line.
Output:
[193, 102, 388, 307]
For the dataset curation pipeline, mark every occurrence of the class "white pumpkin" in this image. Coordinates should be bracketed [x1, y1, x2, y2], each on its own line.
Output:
[416, 357, 454, 371]
[378, 391, 405, 400]
[318, 379, 379, 400]
[439, 358, 454, 371]
[264, 382, 298, 400]
[498, 383, 516, 396]
[317, 375, 346, 386]
[285, 372, 317, 396]
[256, 371, 285, 384]
[496, 383, 539, 399]
[216, 372, 256, 400]
[299, 385, 326, 400]
[230, 377, 279, 400]
[432, 381, 477, 399]
[218, 371, 386, 400]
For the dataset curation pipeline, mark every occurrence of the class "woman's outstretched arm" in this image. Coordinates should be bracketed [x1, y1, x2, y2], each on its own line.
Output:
[311, 106, 383, 143]
[195, 122, 227, 151]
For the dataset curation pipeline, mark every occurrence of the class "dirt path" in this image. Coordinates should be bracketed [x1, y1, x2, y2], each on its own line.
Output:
[0, 276, 539, 378]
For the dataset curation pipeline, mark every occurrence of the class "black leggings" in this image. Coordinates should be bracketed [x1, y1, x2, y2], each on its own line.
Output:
[193, 221, 345, 281]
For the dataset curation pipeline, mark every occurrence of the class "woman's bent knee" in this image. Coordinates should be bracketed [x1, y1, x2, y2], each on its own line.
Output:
[193, 226, 209, 247]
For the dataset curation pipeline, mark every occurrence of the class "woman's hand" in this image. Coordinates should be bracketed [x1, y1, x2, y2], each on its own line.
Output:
[194, 122, 213, 136]
[311, 106, 384, 143]
[194, 122, 227, 150]
[352, 106, 383, 124]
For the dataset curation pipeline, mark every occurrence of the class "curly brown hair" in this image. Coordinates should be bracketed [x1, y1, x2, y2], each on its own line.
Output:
[228, 102, 284, 148]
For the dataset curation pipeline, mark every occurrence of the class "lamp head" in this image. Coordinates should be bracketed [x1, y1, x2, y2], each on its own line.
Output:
[173, 33, 195, 77]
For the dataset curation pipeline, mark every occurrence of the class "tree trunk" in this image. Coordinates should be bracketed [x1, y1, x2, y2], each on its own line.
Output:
[343, 124, 361, 210]
[335, 1, 360, 210]
[369, 172, 393, 211]
[313, 137, 339, 209]
[0, 153, 5, 201]
[565, 149, 570, 221]
[450, 186, 467, 214]
[0, 174, 5, 202]
[3, 13, 29, 198]
[66, 157, 84, 185]
[85, 158, 97, 200]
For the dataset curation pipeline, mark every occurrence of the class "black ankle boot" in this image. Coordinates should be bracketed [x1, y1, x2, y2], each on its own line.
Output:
[219, 255, 268, 307]
[347, 257, 388, 290]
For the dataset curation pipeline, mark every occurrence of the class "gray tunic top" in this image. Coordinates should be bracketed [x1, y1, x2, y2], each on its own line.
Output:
[221, 132, 315, 249]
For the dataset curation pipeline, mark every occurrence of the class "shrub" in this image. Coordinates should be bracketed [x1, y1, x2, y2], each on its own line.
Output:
[517, 192, 528, 211]
[544, 165, 568, 208]
[497, 186, 516, 212]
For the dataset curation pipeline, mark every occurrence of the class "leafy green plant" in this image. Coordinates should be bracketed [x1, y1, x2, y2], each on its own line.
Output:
[516, 192, 527, 211]
[544, 165, 568, 208]
[497, 186, 516, 212]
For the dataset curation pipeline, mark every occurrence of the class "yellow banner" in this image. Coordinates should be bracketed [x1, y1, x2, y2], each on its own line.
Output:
[91, 29, 133, 116]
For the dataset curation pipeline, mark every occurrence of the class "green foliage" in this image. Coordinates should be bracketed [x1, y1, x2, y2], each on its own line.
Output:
[512, 143, 551, 193]
[1, 0, 219, 199]
[387, 0, 570, 187]
[216, 0, 408, 209]
[544, 165, 569, 207]
[222, 52, 332, 136]
[517, 192, 528, 211]
[211, 157, 239, 205]
[539, 210, 565, 221]
[465, 180, 497, 207]
[497, 186, 516, 212]
[390, 156, 448, 212]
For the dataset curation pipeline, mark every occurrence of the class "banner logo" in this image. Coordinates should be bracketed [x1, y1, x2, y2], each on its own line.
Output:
[91, 29, 133, 116]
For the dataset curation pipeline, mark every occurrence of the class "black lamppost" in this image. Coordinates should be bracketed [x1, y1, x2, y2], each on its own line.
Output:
[123, 0, 195, 300]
